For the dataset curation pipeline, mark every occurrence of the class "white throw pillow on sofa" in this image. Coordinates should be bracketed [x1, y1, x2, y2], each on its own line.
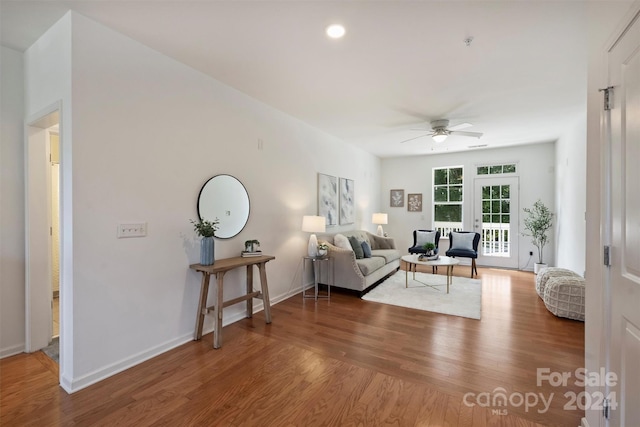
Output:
[450, 232, 475, 251]
[334, 233, 353, 251]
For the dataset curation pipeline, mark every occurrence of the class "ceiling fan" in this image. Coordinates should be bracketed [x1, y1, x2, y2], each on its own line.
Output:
[400, 119, 483, 144]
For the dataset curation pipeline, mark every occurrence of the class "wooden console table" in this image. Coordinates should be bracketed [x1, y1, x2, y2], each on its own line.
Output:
[190, 255, 275, 348]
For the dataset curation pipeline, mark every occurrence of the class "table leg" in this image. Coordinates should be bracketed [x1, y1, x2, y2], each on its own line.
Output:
[246, 265, 253, 318]
[446, 266, 452, 294]
[405, 265, 409, 288]
[213, 272, 225, 349]
[314, 260, 319, 300]
[258, 262, 272, 324]
[194, 272, 211, 340]
[328, 258, 332, 299]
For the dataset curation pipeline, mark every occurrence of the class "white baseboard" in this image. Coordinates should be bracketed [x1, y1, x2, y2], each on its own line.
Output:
[62, 332, 195, 393]
[61, 288, 301, 393]
[0, 343, 25, 359]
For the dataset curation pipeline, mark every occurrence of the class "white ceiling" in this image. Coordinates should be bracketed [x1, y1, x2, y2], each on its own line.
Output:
[0, 1, 621, 158]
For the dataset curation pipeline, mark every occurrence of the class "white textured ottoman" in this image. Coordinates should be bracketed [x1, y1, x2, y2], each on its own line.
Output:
[535, 267, 581, 299]
[543, 276, 585, 321]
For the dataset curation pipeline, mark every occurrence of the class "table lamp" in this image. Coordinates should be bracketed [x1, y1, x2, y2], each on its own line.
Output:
[302, 215, 326, 257]
[372, 213, 388, 236]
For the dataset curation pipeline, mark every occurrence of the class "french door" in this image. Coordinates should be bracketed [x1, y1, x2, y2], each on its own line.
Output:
[473, 177, 519, 268]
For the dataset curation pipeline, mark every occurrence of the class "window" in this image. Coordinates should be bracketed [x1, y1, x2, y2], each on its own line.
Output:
[477, 163, 516, 175]
[433, 166, 463, 236]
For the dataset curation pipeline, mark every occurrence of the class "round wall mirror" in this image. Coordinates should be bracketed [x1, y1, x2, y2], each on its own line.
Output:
[197, 174, 250, 239]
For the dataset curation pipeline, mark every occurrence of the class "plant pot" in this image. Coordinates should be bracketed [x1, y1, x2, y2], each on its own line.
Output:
[318, 248, 327, 257]
[200, 236, 215, 266]
[534, 263, 548, 274]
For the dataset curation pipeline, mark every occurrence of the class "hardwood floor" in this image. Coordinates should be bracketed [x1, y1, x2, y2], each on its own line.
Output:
[0, 267, 584, 426]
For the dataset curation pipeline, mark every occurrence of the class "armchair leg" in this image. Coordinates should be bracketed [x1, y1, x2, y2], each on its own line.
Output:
[471, 259, 477, 278]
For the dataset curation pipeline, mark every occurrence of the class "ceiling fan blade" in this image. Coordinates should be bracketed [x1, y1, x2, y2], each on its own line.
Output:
[449, 130, 483, 138]
[399, 134, 430, 144]
[449, 122, 473, 131]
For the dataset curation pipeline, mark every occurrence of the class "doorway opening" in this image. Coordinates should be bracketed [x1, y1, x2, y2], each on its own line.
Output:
[26, 108, 61, 366]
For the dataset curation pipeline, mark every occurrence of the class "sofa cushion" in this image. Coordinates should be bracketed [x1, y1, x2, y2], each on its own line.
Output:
[356, 256, 386, 276]
[370, 249, 401, 263]
[371, 235, 394, 249]
[349, 236, 364, 259]
[361, 241, 372, 258]
[334, 233, 352, 251]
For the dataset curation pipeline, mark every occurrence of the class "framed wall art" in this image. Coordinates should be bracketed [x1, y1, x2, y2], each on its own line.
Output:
[339, 177, 354, 225]
[408, 193, 423, 212]
[390, 189, 404, 207]
[317, 173, 338, 226]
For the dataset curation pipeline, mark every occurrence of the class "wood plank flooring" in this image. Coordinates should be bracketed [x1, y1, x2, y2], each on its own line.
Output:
[0, 266, 584, 426]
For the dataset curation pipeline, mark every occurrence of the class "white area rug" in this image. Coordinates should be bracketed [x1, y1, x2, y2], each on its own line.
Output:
[362, 271, 482, 319]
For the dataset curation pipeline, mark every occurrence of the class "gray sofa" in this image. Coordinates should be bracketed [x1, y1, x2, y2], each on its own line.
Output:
[318, 230, 401, 293]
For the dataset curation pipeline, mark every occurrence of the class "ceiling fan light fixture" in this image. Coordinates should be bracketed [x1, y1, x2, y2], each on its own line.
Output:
[432, 129, 448, 143]
[326, 24, 346, 39]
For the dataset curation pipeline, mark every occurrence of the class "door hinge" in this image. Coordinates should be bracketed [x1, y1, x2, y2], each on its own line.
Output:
[603, 398, 611, 419]
[604, 245, 611, 266]
[50, 226, 53, 236]
[599, 86, 614, 111]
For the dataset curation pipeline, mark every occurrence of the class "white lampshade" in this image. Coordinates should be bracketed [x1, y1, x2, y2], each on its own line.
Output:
[372, 213, 388, 225]
[302, 215, 326, 233]
[372, 213, 388, 237]
[302, 215, 326, 257]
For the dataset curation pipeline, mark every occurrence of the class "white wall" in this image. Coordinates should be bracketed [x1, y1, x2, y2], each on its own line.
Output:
[555, 117, 587, 275]
[0, 46, 26, 357]
[22, 12, 381, 391]
[381, 142, 556, 270]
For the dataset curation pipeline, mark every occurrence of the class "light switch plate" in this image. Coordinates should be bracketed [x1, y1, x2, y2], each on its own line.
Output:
[117, 222, 147, 238]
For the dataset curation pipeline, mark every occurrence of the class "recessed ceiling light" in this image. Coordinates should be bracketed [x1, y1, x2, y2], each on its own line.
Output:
[326, 24, 346, 39]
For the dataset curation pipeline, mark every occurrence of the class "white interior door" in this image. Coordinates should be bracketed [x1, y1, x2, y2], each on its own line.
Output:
[474, 177, 519, 268]
[26, 125, 53, 351]
[606, 6, 640, 426]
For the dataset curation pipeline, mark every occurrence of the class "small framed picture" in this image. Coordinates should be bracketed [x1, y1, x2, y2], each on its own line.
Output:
[408, 193, 423, 212]
[390, 189, 404, 207]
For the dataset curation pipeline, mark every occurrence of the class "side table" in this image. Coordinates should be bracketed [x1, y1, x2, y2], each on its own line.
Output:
[190, 255, 275, 349]
[302, 256, 333, 300]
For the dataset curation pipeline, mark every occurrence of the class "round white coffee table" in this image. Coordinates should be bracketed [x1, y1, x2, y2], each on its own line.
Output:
[401, 254, 460, 293]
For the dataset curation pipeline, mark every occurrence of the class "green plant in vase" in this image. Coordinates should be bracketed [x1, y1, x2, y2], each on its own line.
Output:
[317, 242, 329, 257]
[244, 239, 261, 252]
[191, 218, 219, 238]
[191, 218, 219, 265]
[422, 242, 436, 256]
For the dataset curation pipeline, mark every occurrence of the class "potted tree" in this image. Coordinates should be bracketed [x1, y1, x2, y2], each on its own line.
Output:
[522, 200, 553, 274]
